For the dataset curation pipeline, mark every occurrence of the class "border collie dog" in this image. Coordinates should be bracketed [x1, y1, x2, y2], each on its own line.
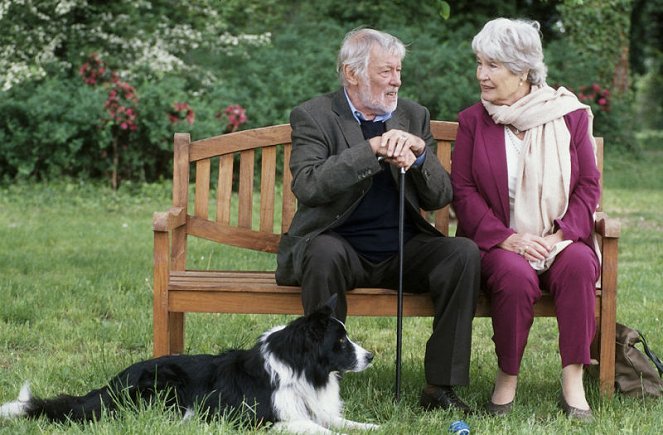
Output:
[1, 296, 378, 434]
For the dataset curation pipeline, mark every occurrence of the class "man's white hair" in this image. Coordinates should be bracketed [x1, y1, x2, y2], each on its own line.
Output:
[337, 28, 406, 87]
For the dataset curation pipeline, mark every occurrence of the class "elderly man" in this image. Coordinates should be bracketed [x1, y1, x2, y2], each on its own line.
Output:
[276, 28, 479, 413]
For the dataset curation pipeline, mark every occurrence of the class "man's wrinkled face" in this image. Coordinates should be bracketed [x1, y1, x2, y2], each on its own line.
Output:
[348, 46, 402, 118]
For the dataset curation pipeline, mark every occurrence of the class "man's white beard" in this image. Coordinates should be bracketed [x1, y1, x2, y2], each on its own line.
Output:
[357, 83, 398, 115]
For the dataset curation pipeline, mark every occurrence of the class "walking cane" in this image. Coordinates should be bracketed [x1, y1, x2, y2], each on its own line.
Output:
[395, 166, 406, 401]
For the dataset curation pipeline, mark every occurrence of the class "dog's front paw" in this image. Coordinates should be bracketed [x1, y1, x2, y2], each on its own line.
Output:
[348, 422, 379, 431]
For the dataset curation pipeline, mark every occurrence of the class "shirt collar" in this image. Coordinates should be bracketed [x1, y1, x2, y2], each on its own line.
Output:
[343, 88, 394, 123]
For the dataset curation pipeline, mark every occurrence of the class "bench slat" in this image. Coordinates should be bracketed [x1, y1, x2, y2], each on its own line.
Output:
[195, 159, 211, 219]
[260, 146, 277, 233]
[187, 215, 280, 253]
[216, 155, 234, 225]
[238, 149, 255, 229]
[166, 270, 601, 318]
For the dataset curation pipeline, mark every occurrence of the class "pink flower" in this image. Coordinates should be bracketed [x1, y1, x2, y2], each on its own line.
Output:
[223, 104, 248, 131]
[168, 102, 195, 125]
[79, 53, 111, 87]
[103, 79, 139, 131]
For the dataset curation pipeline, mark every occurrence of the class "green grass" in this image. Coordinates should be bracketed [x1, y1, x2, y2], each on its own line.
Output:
[1, 146, 663, 434]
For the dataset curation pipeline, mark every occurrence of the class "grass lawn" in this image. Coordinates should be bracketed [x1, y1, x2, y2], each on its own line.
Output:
[1, 146, 662, 434]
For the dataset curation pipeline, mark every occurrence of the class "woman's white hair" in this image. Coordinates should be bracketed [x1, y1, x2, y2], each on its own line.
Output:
[337, 28, 406, 87]
[472, 18, 547, 86]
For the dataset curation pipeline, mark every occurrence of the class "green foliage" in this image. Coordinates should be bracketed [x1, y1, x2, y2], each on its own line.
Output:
[0, 0, 656, 181]
[398, 23, 479, 119]
[211, 19, 345, 126]
[629, 0, 663, 75]
[629, 0, 662, 135]
[0, 76, 106, 180]
[548, 0, 639, 152]
[557, 0, 633, 89]
[0, 72, 232, 183]
[634, 58, 663, 131]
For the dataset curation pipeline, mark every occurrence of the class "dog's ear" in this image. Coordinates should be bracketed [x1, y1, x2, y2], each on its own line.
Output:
[309, 293, 337, 318]
[325, 293, 338, 312]
[305, 294, 337, 338]
[310, 295, 335, 319]
[304, 308, 330, 342]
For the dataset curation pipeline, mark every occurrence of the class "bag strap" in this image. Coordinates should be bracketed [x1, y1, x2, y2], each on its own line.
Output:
[637, 330, 663, 377]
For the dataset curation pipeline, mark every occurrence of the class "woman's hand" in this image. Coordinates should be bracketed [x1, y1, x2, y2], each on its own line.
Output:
[499, 232, 554, 261]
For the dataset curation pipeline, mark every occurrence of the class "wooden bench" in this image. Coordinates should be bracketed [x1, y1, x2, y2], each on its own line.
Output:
[152, 121, 620, 395]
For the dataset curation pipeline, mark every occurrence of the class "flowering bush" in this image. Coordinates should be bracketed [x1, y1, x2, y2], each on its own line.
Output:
[105, 78, 139, 131]
[577, 83, 611, 112]
[80, 54, 139, 132]
[218, 104, 248, 133]
[79, 53, 111, 86]
[168, 102, 195, 125]
[79, 54, 139, 188]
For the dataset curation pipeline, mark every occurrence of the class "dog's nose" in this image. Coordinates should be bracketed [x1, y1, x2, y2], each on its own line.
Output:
[366, 352, 374, 364]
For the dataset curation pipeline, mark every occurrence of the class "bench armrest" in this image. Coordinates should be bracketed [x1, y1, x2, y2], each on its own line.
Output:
[595, 211, 620, 238]
[153, 207, 186, 232]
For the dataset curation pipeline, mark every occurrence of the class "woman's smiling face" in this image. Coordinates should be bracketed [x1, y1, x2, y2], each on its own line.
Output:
[475, 53, 529, 106]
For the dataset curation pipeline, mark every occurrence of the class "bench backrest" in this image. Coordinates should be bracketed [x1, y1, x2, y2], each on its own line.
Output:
[173, 121, 603, 256]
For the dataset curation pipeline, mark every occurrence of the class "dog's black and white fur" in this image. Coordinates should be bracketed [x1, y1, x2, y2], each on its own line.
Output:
[0, 296, 378, 434]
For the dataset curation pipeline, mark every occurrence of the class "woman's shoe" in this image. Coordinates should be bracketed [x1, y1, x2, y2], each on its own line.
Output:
[559, 394, 594, 423]
[485, 399, 513, 416]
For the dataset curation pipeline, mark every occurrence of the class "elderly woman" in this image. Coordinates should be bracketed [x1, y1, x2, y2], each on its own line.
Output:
[451, 18, 600, 422]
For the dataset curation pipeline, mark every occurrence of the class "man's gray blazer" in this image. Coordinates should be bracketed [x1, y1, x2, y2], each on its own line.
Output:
[275, 88, 452, 285]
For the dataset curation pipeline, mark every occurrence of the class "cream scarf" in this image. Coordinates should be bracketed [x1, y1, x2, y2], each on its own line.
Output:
[483, 84, 595, 272]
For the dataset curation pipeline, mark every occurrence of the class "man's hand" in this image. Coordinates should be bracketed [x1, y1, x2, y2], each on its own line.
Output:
[369, 129, 425, 170]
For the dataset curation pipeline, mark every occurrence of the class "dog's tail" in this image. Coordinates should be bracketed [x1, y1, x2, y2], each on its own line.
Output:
[0, 381, 117, 422]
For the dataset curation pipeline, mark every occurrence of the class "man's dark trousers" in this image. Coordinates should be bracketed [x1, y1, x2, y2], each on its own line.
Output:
[300, 231, 480, 387]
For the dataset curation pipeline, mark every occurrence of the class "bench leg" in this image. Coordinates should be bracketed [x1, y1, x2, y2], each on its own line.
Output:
[153, 231, 177, 356]
[169, 312, 185, 354]
[597, 237, 618, 396]
[153, 296, 170, 356]
[597, 302, 616, 396]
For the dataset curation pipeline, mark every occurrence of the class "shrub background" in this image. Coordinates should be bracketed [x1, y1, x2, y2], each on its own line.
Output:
[0, 0, 660, 184]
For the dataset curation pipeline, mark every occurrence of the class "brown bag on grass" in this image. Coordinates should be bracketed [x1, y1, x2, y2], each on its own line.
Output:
[614, 323, 663, 397]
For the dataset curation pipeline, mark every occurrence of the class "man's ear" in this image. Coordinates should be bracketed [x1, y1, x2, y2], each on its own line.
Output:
[344, 65, 359, 86]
